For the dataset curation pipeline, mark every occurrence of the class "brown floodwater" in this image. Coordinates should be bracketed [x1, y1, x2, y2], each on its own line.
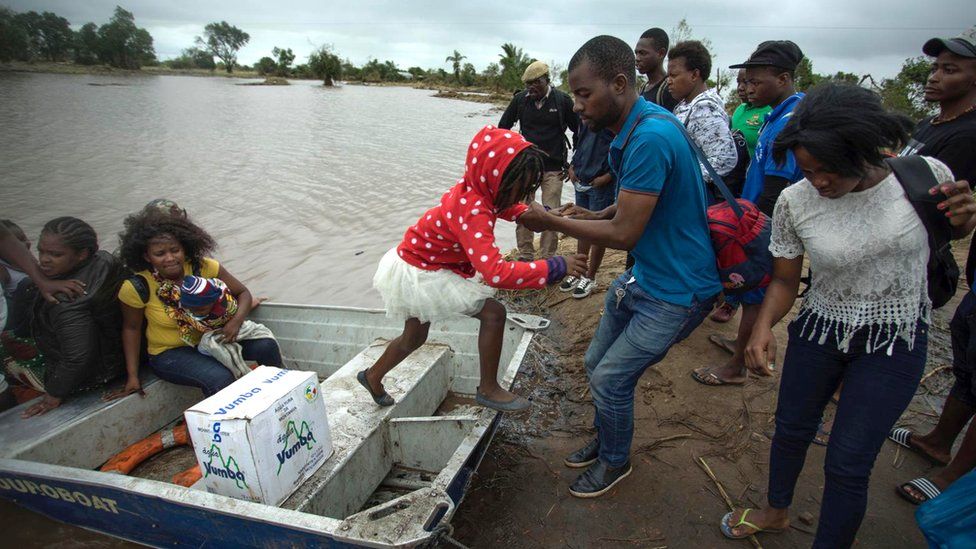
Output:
[0, 72, 524, 309]
[0, 72, 564, 546]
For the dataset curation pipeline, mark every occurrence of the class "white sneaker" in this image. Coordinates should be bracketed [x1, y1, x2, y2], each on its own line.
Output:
[573, 277, 594, 298]
[559, 276, 578, 292]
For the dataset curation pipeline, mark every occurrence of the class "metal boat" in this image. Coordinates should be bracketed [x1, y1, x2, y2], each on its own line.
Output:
[0, 303, 545, 547]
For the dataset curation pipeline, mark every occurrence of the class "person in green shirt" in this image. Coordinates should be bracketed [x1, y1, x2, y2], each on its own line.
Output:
[730, 68, 772, 158]
[709, 69, 774, 324]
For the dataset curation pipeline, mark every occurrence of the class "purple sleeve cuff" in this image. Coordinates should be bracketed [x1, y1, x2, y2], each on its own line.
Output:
[545, 256, 567, 284]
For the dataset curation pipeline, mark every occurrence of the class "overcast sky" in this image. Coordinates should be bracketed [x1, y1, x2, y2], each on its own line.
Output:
[7, 1, 972, 80]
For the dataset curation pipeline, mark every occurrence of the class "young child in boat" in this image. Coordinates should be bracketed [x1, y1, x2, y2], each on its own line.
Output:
[178, 275, 238, 334]
[360, 126, 586, 412]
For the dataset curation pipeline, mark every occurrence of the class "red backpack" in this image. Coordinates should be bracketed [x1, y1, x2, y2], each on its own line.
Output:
[641, 113, 773, 294]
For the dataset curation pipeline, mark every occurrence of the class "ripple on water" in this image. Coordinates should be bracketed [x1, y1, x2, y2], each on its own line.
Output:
[0, 73, 530, 308]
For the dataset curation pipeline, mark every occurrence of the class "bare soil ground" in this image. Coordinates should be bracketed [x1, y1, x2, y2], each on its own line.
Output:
[2, 238, 964, 548]
[451, 238, 965, 549]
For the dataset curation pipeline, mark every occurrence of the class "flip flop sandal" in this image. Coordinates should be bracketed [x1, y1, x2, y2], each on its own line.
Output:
[888, 428, 949, 466]
[896, 478, 942, 506]
[691, 368, 745, 386]
[508, 314, 551, 331]
[708, 334, 737, 355]
[812, 421, 831, 447]
[356, 370, 394, 407]
[720, 509, 783, 540]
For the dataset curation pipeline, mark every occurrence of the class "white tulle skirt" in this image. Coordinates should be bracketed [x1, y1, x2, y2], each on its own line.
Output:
[373, 248, 496, 323]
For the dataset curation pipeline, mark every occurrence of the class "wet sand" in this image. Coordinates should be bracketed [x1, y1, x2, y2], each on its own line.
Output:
[450, 237, 961, 548]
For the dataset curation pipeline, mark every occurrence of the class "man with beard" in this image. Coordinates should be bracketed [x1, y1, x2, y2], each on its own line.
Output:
[499, 61, 579, 260]
[518, 35, 721, 497]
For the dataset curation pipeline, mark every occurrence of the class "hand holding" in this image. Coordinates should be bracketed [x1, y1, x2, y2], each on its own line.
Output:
[37, 278, 86, 303]
[561, 254, 589, 278]
[516, 202, 552, 232]
[932, 180, 976, 228]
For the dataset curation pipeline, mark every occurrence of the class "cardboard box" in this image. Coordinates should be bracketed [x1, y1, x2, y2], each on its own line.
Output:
[184, 366, 333, 505]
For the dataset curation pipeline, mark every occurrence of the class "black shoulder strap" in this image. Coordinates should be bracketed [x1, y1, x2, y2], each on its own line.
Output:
[886, 156, 953, 247]
[128, 273, 150, 304]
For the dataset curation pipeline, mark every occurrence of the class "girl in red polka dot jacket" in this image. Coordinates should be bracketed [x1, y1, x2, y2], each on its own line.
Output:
[360, 125, 587, 412]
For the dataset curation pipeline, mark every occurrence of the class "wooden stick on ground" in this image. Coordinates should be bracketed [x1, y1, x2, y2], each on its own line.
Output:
[697, 457, 763, 549]
[920, 365, 951, 385]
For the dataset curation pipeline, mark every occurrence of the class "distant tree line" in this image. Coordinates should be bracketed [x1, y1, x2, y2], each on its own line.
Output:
[0, 5, 936, 119]
[0, 5, 155, 68]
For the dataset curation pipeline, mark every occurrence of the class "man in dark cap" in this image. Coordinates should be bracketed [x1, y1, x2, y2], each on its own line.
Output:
[695, 41, 805, 388]
[894, 26, 976, 509]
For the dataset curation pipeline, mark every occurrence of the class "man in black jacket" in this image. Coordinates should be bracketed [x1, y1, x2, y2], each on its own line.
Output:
[499, 61, 579, 260]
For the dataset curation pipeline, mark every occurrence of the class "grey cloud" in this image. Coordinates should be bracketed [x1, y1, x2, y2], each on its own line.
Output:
[5, 0, 970, 78]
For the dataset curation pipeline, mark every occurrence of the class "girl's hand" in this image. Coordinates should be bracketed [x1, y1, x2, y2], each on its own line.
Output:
[103, 376, 144, 401]
[21, 394, 62, 418]
[516, 202, 552, 232]
[744, 325, 777, 377]
[561, 254, 588, 279]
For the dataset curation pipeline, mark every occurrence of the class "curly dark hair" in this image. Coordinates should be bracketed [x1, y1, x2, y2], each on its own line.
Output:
[117, 210, 217, 272]
[773, 83, 912, 178]
[669, 40, 712, 81]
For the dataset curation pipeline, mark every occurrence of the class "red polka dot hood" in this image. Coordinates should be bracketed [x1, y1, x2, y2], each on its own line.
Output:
[396, 126, 554, 289]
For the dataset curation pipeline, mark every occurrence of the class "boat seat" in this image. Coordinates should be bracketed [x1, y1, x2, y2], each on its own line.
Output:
[281, 339, 454, 519]
[0, 373, 201, 469]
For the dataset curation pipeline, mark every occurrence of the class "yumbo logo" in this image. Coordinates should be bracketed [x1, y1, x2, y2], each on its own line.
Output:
[276, 420, 316, 475]
[203, 445, 248, 489]
[304, 383, 318, 402]
[203, 421, 247, 488]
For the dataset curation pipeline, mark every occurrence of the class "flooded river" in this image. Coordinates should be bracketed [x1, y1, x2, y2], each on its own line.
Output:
[0, 72, 526, 309]
[0, 71, 560, 546]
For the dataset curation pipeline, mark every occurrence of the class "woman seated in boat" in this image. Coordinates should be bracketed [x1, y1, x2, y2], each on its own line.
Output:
[14, 217, 128, 417]
[106, 210, 282, 400]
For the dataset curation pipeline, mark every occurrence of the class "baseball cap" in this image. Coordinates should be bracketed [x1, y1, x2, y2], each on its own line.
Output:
[923, 26, 976, 58]
[522, 61, 549, 83]
[729, 40, 804, 71]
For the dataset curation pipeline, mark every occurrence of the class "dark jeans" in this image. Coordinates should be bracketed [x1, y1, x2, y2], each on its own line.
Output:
[769, 316, 927, 549]
[148, 338, 283, 396]
[950, 291, 976, 407]
[585, 271, 717, 466]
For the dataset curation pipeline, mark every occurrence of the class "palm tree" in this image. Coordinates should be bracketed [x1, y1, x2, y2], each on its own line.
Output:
[498, 43, 533, 91]
[445, 50, 466, 84]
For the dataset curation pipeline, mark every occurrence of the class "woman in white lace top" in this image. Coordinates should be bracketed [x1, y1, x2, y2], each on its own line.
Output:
[719, 84, 976, 546]
[667, 41, 737, 193]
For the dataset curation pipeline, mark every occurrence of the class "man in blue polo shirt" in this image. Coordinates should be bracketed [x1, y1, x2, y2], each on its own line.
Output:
[518, 35, 721, 497]
[694, 41, 807, 388]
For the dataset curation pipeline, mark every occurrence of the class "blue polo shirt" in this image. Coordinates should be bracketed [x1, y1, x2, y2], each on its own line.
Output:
[571, 125, 614, 185]
[609, 98, 722, 306]
[741, 93, 805, 203]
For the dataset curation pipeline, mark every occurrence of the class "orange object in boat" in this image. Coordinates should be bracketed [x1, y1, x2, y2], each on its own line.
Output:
[100, 423, 190, 474]
[172, 465, 202, 487]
